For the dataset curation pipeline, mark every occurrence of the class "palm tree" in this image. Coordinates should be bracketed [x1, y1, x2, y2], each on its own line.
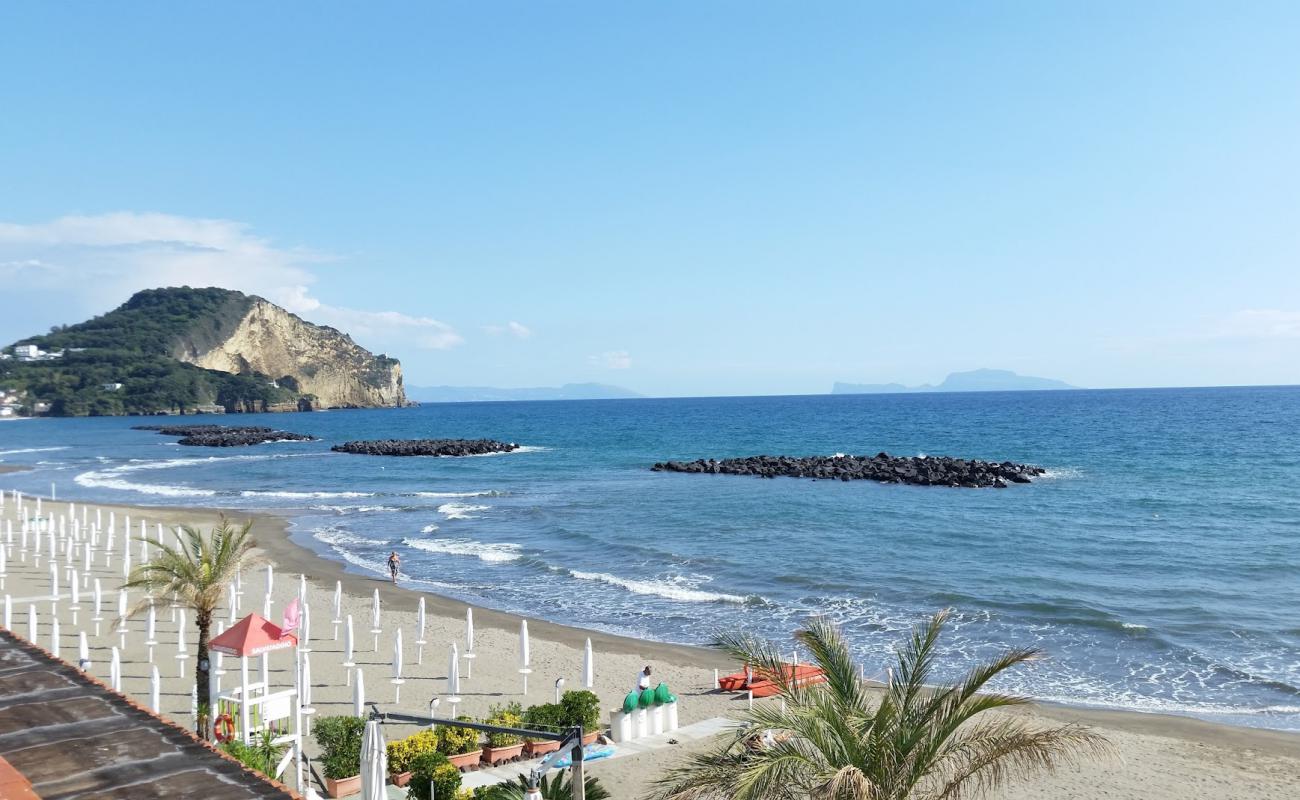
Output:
[124, 518, 264, 739]
[652, 611, 1109, 800]
[485, 772, 611, 800]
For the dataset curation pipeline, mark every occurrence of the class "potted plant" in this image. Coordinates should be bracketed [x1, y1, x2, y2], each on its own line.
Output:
[314, 715, 365, 798]
[481, 703, 525, 766]
[405, 751, 461, 800]
[559, 690, 603, 745]
[387, 729, 438, 787]
[437, 717, 483, 771]
[521, 703, 565, 757]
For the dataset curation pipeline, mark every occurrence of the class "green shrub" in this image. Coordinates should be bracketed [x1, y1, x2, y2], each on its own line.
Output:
[558, 690, 602, 734]
[406, 751, 461, 800]
[313, 715, 365, 780]
[520, 703, 565, 741]
[387, 729, 439, 774]
[436, 717, 480, 756]
[485, 702, 523, 747]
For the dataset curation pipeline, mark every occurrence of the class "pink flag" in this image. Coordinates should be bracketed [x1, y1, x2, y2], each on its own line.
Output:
[281, 597, 300, 632]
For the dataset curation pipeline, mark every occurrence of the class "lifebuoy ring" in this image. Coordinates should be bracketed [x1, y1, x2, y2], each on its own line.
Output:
[213, 713, 236, 743]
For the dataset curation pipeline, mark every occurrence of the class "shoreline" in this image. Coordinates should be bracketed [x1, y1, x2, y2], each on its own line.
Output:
[7, 487, 1299, 752]
[2, 487, 1298, 797]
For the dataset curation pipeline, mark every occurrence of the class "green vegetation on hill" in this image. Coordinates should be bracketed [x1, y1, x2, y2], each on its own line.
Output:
[2, 287, 298, 416]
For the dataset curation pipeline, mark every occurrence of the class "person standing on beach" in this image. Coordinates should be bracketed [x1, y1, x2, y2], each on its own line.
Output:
[387, 551, 400, 583]
[637, 665, 652, 692]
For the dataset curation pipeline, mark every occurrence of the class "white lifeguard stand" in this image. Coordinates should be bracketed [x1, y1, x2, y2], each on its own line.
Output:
[210, 613, 303, 791]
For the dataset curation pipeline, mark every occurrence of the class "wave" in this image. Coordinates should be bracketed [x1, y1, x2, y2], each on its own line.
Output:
[311, 504, 400, 514]
[568, 570, 748, 604]
[404, 537, 522, 563]
[0, 446, 69, 456]
[462, 445, 549, 457]
[438, 503, 490, 520]
[1039, 467, 1083, 479]
[242, 489, 374, 499]
[421, 524, 439, 533]
[74, 453, 300, 498]
[312, 526, 387, 549]
[413, 490, 505, 498]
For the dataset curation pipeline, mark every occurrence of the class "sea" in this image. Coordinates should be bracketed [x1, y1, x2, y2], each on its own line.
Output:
[1, 387, 1298, 730]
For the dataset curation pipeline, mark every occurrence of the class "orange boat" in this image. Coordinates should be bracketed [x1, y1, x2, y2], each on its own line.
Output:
[718, 663, 827, 696]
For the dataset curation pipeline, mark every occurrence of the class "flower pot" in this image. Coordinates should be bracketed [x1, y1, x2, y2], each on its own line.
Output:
[325, 775, 361, 798]
[482, 742, 525, 766]
[391, 771, 414, 787]
[582, 731, 600, 746]
[524, 739, 561, 757]
[447, 750, 482, 771]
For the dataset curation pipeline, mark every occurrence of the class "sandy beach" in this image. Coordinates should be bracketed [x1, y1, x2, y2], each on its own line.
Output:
[1, 490, 1298, 799]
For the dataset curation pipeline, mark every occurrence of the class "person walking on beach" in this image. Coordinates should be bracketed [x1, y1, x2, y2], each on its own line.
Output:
[636, 665, 652, 693]
[387, 551, 400, 583]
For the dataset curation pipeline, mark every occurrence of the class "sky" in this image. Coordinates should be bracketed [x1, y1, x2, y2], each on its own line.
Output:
[1, 2, 1298, 397]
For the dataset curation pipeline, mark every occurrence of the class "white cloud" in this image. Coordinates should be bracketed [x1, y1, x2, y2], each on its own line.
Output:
[484, 321, 534, 339]
[589, 350, 632, 369]
[1213, 309, 1300, 340]
[0, 212, 463, 351]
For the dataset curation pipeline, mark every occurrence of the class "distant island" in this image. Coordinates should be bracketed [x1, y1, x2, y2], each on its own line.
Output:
[0, 286, 406, 416]
[833, 368, 1078, 395]
[406, 382, 642, 403]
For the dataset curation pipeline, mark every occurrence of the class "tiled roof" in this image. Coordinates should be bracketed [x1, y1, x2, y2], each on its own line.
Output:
[0, 629, 299, 799]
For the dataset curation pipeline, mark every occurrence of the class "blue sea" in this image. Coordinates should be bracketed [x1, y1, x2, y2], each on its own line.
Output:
[2, 387, 1298, 730]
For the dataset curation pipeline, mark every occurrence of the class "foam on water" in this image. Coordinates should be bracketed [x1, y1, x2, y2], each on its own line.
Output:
[437, 503, 489, 520]
[568, 570, 748, 604]
[403, 537, 523, 563]
[413, 490, 503, 498]
[0, 446, 70, 457]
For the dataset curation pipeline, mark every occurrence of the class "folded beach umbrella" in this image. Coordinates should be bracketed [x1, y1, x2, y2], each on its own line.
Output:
[78, 631, 90, 670]
[27, 604, 37, 642]
[150, 664, 161, 712]
[110, 646, 122, 692]
[447, 642, 461, 702]
[300, 601, 312, 653]
[69, 570, 80, 624]
[391, 627, 404, 703]
[370, 588, 381, 651]
[3, 594, 10, 630]
[359, 719, 388, 800]
[298, 573, 307, 602]
[353, 666, 366, 717]
[49, 562, 59, 602]
[122, 533, 131, 577]
[584, 637, 594, 689]
[264, 564, 274, 597]
[519, 620, 532, 694]
[176, 609, 189, 676]
[301, 650, 313, 706]
[331, 580, 342, 639]
[92, 579, 104, 636]
[228, 583, 238, 623]
[415, 597, 426, 664]
[464, 607, 476, 678]
[51, 615, 60, 658]
[0, 540, 6, 590]
[146, 602, 158, 661]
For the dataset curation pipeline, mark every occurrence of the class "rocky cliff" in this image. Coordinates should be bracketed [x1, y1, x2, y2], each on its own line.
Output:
[172, 296, 406, 409]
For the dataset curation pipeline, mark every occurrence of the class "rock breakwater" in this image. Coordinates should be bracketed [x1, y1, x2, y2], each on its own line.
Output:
[651, 452, 1044, 488]
[331, 439, 519, 457]
[133, 424, 316, 447]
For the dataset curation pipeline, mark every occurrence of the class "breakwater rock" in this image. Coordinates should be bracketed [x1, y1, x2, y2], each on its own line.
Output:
[133, 423, 316, 447]
[331, 439, 520, 457]
[651, 453, 1045, 488]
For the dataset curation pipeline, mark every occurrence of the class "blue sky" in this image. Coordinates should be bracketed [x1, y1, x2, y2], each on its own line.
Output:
[2, 2, 1297, 396]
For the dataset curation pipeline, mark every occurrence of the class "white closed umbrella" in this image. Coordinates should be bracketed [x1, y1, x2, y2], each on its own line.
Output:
[584, 637, 595, 689]
[122, 529, 131, 577]
[78, 631, 90, 670]
[69, 569, 80, 625]
[264, 564, 274, 597]
[301, 650, 315, 736]
[150, 664, 161, 712]
[359, 719, 387, 800]
[300, 601, 312, 653]
[51, 615, 60, 658]
[343, 614, 356, 685]
[391, 628, 405, 703]
[0, 540, 6, 591]
[116, 590, 129, 647]
[464, 607, 476, 678]
[331, 580, 342, 639]
[228, 583, 238, 623]
[145, 602, 158, 663]
[27, 604, 37, 642]
[415, 597, 426, 664]
[353, 667, 366, 717]
[176, 609, 189, 676]
[447, 642, 461, 700]
[298, 573, 307, 602]
[3, 594, 10, 630]
[49, 563, 59, 602]
[519, 620, 532, 694]
[110, 646, 122, 691]
[370, 588, 381, 651]
[92, 579, 104, 636]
